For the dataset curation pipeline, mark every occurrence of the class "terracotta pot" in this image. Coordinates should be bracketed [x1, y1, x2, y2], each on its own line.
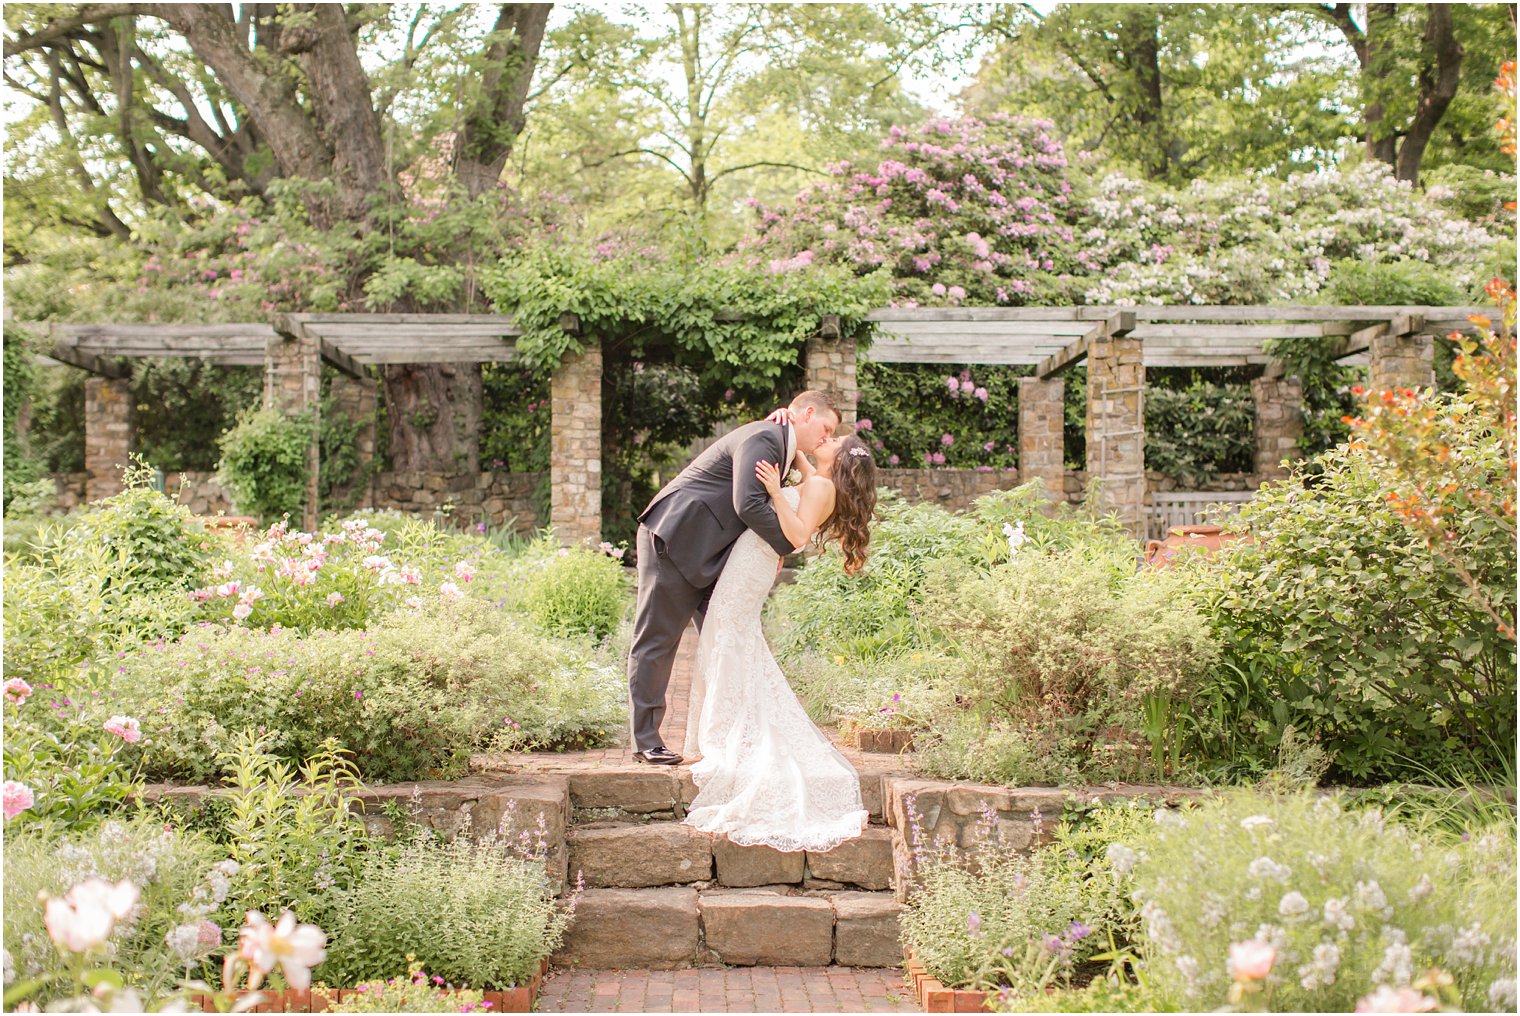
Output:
[1144, 525, 1252, 569]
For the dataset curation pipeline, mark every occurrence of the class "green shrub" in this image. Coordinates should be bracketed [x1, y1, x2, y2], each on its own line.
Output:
[3, 818, 225, 1001]
[217, 407, 316, 520]
[914, 549, 1216, 783]
[3, 690, 146, 834]
[901, 796, 1150, 993]
[2, 467, 211, 682]
[508, 538, 631, 641]
[322, 835, 572, 989]
[1184, 443, 1516, 783]
[1120, 791, 1517, 1012]
[107, 599, 624, 782]
[1143, 377, 1256, 487]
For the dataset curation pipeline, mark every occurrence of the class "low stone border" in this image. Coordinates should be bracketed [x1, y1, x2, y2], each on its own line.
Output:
[905, 950, 990, 1013]
[189, 958, 549, 1012]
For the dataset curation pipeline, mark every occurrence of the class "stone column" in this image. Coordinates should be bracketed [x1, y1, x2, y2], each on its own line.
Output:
[1018, 377, 1065, 501]
[1251, 375, 1304, 482]
[1368, 330, 1435, 391]
[550, 345, 602, 545]
[1084, 334, 1146, 537]
[84, 377, 134, 501]
[804, 334, 857, 428]
[263, 331, 322, 529]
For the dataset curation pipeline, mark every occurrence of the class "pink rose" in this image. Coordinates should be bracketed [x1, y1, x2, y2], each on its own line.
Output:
[1227, 939, 1276, 982]
[4, 678, 32, 706]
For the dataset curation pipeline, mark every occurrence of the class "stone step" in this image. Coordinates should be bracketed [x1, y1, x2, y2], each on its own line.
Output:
[561, 764, 902, 825]
[567, 823, 893, 891]
[553, 886, 902, 970]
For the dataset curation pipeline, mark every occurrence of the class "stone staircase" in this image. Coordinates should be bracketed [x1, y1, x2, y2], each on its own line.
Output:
[548, 765, 904, 970]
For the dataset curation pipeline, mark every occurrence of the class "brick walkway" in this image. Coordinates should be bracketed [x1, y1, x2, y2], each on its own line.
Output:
[536, 967, 921, 1013]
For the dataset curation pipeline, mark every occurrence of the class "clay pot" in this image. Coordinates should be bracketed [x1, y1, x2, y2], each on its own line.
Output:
[1144, 525, 1252, 568]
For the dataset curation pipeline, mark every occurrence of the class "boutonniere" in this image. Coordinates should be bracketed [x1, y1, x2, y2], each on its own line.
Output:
[783, 468, 802, 487]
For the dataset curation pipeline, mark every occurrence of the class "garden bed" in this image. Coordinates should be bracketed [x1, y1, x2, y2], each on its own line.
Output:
[906, 948, 991, 1013]
[188, 957, 550, 1012]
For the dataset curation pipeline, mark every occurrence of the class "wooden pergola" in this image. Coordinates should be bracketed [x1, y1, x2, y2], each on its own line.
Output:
[866, 304, 1485, 533]
[28, 303, 1485, 540]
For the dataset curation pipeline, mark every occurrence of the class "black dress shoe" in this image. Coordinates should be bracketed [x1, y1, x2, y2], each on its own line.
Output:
[633, 746, 684, 766]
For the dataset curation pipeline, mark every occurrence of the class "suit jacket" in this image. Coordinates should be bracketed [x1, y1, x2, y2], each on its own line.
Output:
[639, 420, 797, 589]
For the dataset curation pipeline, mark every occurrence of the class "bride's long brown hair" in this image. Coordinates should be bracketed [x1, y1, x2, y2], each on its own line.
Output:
[818, 434, 877, 575]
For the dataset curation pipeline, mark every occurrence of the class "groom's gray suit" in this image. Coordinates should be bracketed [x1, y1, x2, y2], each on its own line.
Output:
[629, 420, 797, 752]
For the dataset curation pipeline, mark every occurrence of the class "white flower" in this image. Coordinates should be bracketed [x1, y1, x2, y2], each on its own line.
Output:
[1372, 929, 1414, 987]
[1105, 843, 1138, 874]
[454, 561, 476, 582]
[1297, 941, 1341, 991]
[1248, 857, 1292, 882]
[1240, 815, 1274, 832]
[1323, 896, 1356, 931]
[1199, 893, 1227, 929]
[1278, 891, 1310, 919]
[404, 596, 424, 610]
[1447, 923, 1490, 966]
[1356, 880, 1393, 920]
[43, 878, 139, 953]
[238, 911, 326, 991]
[1002, 521, 1026, 558]
[1488, 978, 1517, 1010]
[439, 581, 462, 604]
[166, 923, 203, 962]
[1174, 954, 1199, 983]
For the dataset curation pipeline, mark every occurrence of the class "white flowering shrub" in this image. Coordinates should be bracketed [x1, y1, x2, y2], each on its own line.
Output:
[2, 817, 224, 996]
[1082, 163, 1507, 305]
[1120, 792, 1517, 1012]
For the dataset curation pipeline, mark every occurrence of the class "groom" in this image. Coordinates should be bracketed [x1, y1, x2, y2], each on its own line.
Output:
[627, 390, 841, 765]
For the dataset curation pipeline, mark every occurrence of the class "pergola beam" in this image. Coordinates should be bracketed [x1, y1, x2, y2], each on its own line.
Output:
[1035, 311, 1135, 378]
[48, 336, 131, 379]
[1329, 313, 1425, 360]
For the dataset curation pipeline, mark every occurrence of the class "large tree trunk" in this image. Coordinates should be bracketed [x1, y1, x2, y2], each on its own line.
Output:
[382, 363, 483, 474]
[453, 4, 551, 197]
[1119, 8, 1167, 180]
[296, 4, 389, 217]
[1362, 3, 1399, 166]
[1395, 4, 1463, 182]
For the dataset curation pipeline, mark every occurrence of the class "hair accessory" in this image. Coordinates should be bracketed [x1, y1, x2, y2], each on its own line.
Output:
[848, 446, 871, 458]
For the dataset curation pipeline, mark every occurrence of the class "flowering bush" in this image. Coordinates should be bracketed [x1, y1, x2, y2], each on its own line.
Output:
[505, 538, 633, 641]
[101, 598, 623, 783]
[317, 960, 489, 1012]
[322, 833, 574, 990]
[1118, 792, 1517, 1012]
[3, 817, 224, 1003]
[739, 114, 1083, 307]
[901, 797, 1150, 995]
[1080, 163, 1506, 306]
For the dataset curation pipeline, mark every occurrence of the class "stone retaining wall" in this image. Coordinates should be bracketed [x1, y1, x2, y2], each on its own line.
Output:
[876, 467, 1022, 512]
[43, 469, 545, 533]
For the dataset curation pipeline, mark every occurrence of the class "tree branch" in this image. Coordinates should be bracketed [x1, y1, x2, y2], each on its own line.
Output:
[3, 3, 137, 58]
[710, 159, 825, 184]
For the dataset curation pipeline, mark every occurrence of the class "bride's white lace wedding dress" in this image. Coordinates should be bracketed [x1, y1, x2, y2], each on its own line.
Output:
[682, 486, 869, 852]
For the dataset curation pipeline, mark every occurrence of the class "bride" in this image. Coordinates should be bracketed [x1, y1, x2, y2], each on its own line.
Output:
[682, 430, 878, 853]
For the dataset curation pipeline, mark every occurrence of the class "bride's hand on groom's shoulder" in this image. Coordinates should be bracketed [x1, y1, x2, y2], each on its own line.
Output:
[763, 407, 792, 426]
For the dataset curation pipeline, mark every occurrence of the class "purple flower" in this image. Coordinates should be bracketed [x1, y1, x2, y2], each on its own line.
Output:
[888, 454, 900, 465]
[930, 451, 946, 465]
[940, 433, 954, 447]
[855, 418, 873, 431]
[966, 911, 982, 935]
[974, 387, 989, 402]
[983, 441, 996, 452]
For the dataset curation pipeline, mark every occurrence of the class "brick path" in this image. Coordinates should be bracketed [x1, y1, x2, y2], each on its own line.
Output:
[536, 966, 921, 1013]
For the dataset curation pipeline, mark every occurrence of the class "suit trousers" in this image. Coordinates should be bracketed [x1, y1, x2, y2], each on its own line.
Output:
[628, 523, 711, 752]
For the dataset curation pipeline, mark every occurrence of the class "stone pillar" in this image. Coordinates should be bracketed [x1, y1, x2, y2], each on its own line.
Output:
[1084, 334, 1146, 537]
[84, 377, 134, 501]
[1368, 330, 1435, 391]
[804, 335, 857, 428]
[550, 345, 602, 545]
[1251, 375, 1304, 482]
[263, 332, 322, 529]
[1018, 377, 1065, 500]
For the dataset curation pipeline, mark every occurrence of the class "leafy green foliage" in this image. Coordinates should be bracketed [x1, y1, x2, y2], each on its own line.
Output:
[1183, 442, 1516, 784]
[856, 363, 1023, 469]
[1121, 792, 1516, 1012]
[322, 834, 571, 990]
[216, 733, 368, 925]
[507, 540, 632, 641]
[217, 408, 316, 521]
[2, 697, 145, 835]
[1143, 374, 1256, 486]
[104, 599, 624, 783]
